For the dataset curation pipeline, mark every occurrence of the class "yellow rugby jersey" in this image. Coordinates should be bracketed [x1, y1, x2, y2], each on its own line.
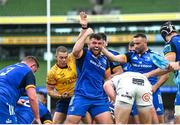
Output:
[46, 53, 77, 97]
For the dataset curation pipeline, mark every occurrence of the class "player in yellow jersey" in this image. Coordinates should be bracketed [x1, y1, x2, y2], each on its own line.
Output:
[46, 46, 77, 124]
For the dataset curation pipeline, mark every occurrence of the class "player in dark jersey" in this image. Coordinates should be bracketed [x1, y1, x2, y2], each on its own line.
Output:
[0, 56, 40, 124]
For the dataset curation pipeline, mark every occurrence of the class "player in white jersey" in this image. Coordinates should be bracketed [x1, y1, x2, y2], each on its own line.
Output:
[104, 71, 153, 124]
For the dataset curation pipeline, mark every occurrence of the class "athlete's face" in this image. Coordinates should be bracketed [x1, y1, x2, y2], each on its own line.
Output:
[89, 38, 103, 56]
[30, 62, 38, 73]
[133, 37, 147, 54]
[56, 51, 68, 68]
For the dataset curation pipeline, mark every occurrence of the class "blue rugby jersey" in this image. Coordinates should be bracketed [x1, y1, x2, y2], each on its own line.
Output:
[0, 63, 36, 107]
[125, 49, 159, 85]
[163, 35, 180, 90]
[75, 48, 110, 99]
[16, 96, 52, 124]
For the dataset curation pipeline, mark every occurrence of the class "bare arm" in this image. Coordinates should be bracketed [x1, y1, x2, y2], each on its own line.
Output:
[46, 84, 61, 99]
[103, 80, 116, 102]
[111, 66, 123, 78]
[169, 61, 180, 70]
[76, 12, 88, 41]
[145, 68, 170, 78]
[26, 87, 41, 124]
[72, 28, 93, 59]
[102, 47, 126, 63]
[72, 11, 93, 59]
[152, 73, 169, 93]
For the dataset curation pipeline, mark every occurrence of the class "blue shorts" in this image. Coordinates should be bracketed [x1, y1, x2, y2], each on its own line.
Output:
[0, 100, 17, 124]
[153, 91, 164, 115]
[67, 95, 110, 118]
[55, 97, 71, 114]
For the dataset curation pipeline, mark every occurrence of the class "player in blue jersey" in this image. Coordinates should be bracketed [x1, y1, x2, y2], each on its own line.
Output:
[122, 41, 140, 124]
[96, 32, 123, 123]
[102, 33, 169, 123]
[0, 56, 41, 124]
[64, 12, 113, 124]
[15, 92, 52, 124]
[100, 32, 123, 77]
[145, 21, 180, 124]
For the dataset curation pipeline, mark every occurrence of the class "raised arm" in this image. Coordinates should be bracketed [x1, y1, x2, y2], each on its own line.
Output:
[76, 11, 88, 41]
[102, 47, 126, 63]
[72, 28, 93, 59]
[72, 12, 93, 59]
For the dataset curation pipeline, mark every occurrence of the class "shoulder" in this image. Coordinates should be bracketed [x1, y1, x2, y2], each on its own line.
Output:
[108, 49, 119, 55]
[47, 64, 58, 75]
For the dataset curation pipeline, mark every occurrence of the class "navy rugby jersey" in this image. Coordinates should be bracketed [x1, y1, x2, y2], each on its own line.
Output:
[75, 48, 110, 99]
[108, 49, 121, 73]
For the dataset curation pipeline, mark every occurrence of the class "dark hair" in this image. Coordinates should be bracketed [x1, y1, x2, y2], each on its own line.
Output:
[98, 33, 107, 41]
[133, 33, 147, 39]
[22, 56, 39, 68]
[37, 91, 46, 98]
[89, 33, 103, 41]
[56, 46, 68, 55]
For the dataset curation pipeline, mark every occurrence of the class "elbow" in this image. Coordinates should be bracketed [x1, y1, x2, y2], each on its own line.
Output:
[28, 95, 37, 103]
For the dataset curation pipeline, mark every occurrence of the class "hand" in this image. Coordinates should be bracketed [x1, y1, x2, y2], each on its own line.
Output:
[32, 119, 41, 124]
[144, 73, 150, 78]
[85, 28, 93, 36]
[80, 11, 88, 28]
[17, 99, 26, 105]
[169, 62, 180, 71]
[61, 92, 70, 98]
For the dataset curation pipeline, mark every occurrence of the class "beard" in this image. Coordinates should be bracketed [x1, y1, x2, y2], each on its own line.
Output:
[90, 48, 101, 56]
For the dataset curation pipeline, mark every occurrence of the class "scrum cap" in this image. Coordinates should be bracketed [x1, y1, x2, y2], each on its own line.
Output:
[160, 21, 176, 41]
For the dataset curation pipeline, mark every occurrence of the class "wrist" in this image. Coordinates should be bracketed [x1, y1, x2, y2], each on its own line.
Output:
[81, 26, 88, 29]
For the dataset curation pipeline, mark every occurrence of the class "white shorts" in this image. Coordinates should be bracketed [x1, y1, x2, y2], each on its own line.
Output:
[112, 72, 152, 106]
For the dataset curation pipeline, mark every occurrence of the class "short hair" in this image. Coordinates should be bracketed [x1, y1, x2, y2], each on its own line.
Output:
[133, 33, 147, 39]
[37, 91, 46, 98]
[56, 46, 68, 55]
[89, 33, 103, 41]
[98, 33, 107, 41]
[129, 41, 134, 47]
[22, 56, 39, 68]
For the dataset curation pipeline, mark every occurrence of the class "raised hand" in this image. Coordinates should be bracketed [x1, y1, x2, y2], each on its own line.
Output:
[85, 28, 94, 36]
[80, 11, 88, 28]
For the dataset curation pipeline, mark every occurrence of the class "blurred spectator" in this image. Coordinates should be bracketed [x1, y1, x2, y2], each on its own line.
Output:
[0, 0, 7, 6]
[90, 0, 112, 14]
